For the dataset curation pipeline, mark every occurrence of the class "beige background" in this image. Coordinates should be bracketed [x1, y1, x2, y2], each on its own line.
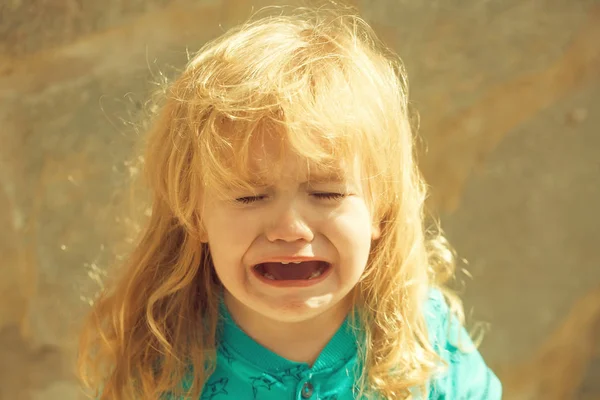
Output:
[1, 0, 599, 398]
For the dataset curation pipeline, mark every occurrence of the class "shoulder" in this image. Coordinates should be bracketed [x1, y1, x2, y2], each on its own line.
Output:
[423, 288, 502, 400]
[423, 287, 449, 333]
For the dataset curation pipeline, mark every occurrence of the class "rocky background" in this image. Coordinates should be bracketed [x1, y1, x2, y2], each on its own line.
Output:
[1, 0, 599, 399]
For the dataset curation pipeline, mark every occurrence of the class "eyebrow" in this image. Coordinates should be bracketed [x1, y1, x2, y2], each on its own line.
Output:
[234, 176, 348, 193]
[304, 175, 347, 185]
[306, 168, 348, 183]
[230, 166, 349, 190]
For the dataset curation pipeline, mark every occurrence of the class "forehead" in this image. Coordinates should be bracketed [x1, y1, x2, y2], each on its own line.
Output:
[245, 138, 354, 185]
[200, 116, 366, 197]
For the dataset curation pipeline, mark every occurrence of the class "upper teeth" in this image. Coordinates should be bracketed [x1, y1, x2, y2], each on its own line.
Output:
[281, 261, 302, 265]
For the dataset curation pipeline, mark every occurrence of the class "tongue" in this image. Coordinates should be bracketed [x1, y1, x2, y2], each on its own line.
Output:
[262, 261, 321, 280]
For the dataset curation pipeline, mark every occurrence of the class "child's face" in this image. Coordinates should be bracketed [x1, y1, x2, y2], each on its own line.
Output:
[200, 137, 380, 324]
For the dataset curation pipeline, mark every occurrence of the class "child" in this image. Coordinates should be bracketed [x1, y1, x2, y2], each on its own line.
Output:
[78, 6, 502, 400]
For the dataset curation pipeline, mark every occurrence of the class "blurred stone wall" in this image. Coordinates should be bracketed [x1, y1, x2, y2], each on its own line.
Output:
[1, 0, 598, 398]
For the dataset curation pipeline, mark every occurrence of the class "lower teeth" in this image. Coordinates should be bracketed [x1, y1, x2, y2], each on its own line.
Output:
[308, 269, 322, 279]
[259, 264, 328, 280]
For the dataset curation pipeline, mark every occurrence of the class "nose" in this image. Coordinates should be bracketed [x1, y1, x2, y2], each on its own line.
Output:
[265, 201, 314, 243]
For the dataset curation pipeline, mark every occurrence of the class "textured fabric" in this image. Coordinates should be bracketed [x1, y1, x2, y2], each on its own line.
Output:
[424, 290, 502, 399]
[189, 290, 502, 399]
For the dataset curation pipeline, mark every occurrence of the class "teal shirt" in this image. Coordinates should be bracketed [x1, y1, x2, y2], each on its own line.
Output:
[197, 290, 501, 399]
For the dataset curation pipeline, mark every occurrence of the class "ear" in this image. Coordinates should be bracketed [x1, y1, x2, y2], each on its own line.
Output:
[195, 208, 209, 243]
[199, 226, 209, 243]
[371, 222, 381, 240]
[197, 216, 209, 243]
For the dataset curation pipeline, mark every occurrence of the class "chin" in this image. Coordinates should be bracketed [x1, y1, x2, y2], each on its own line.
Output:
[256, 292, 349, 322]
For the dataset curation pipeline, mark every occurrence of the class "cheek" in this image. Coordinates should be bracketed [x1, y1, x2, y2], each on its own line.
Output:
[205, 226, 248, 288]
[326, 202, 375, 259]
[204, 209, 258, 266]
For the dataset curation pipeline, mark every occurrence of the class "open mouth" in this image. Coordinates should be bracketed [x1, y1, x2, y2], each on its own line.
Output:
[253, 261, 331, 281]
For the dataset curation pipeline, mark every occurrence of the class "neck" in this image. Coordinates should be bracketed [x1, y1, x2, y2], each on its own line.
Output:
[224, 293, 350, 365]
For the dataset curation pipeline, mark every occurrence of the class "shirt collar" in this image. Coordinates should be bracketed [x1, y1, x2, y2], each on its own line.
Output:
[218, 299, 359, 374]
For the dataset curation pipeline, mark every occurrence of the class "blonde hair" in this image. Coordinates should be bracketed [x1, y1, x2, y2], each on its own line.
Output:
[78, 6, 461, 399]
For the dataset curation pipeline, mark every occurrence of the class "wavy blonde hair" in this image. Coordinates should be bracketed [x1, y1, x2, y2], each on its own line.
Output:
[78, 6, 462, 400]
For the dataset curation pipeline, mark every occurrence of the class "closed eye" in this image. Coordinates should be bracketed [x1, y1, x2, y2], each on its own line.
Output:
[312, 192, 346, 201]
[235, 195, 267, 204]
